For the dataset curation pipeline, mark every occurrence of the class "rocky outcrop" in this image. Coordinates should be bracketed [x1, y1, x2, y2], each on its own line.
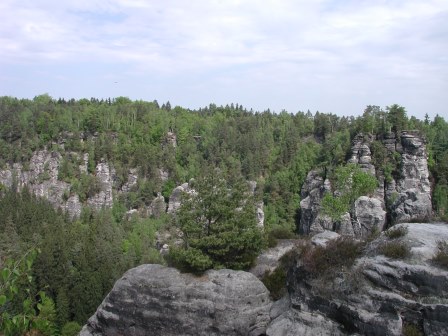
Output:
[87, 160, 114, 210]
[389, 131, 432, 223]
[167, 182, 194, 213]
[348, 133, 376, 175]
[273, 223, 448, 336]
[250, 240, 298, 278]
[0, 150, 82, 217]
[299, 169, 332, 235]
[352, 196, 386, 237]
[80, 264, 272, 336]
[299, 131, 432, 237]
[148, 192, 166, 217]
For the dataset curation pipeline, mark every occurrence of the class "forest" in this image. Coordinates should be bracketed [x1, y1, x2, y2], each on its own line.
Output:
[0, 95, 447, 335]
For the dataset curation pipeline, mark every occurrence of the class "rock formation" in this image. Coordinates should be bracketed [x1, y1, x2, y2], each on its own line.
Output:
[80, 264, 272, 336]
[269, 223, 448, 336]
[389, 131, 432, 223]
[299, 131, 432, 237]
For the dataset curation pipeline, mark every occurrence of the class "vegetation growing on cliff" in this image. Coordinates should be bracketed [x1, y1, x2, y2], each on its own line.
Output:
[0, 96, 447, 331]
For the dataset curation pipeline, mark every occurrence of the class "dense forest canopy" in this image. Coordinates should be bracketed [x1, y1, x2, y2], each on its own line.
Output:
[0, 95, 447, 334]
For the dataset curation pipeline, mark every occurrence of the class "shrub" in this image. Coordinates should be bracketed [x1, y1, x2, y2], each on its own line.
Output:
[432, 241, 448, 270]
[380, 241, 410, 259]
[385, 225, 408, 239]
[61, 321, 82, 336]
[301, 237, 364, 278]
[402, 323, 423, 336]
[267, 226, 296, 247]
[261, 268, 287, 300]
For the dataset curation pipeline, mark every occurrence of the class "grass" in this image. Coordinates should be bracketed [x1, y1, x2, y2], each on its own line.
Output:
[432, 241, 448, 270]
[402, 323, 423, 336]
[379, 241, 410, 259]
[385, 225, 408, 239]
[301, 237, 364, 278]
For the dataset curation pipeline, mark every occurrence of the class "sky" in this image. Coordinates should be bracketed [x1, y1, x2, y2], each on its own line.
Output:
[0, 0, 447, 119]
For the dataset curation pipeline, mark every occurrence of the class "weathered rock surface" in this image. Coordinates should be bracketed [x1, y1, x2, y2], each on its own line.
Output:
[276, 223, 448, 336]
[87, 160, 114, 210]
[299, 131, 432, 237]
[352, 196, 386, 238]
[80, 264, 272, 336]
[299, 169, 332, 235]
[250, 240, 298, 278]
[389, 131, 432, 223]
[0, 150, 82, 217]
[167, 182, 195, 213]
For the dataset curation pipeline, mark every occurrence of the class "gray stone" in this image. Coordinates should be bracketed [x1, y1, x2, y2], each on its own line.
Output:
[80, 264, 272, 336]
[389, 132, 432, 223]
[250, 240, 298, 278]
[353, 196, 386, 238]
[311, 230, 341, 247]
[150, 193, 166, 218]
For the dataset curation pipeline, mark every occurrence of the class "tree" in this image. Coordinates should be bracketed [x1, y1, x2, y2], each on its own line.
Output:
[386, 104, 408, 135]
[322, 164, 378, 221]
[169, 168, 264, 273]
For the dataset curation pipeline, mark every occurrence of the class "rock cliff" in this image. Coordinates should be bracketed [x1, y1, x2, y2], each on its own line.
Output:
[80, 264, 272, 336]
[269, 223, 448, 336]
[299, 131, 432, 237]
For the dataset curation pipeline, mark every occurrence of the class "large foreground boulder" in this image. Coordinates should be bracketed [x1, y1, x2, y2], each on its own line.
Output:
[80, 264, 272, 336]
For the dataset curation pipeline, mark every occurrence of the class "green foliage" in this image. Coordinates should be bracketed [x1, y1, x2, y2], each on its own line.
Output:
[402, 323, 423, 336]
[261, 267, 287, 300]
[379, 241, 410, 259]
[432, 241, 448, 270]
[321, 164, 378, 221]
[301, 237, 364, 279]
[0, 249, 56, 336]
[385, 225, 408, 239]
[169, 168, 264, 273]
[61, 321, 82, 336]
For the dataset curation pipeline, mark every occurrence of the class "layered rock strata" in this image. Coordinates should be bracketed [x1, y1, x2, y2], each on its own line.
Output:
[80, 264, 272, 336]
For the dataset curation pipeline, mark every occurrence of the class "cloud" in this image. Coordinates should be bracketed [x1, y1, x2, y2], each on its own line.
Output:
[0, 0, 447, 117]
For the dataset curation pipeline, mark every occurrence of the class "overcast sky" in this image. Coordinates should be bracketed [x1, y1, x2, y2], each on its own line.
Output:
[1, 0, 447, 118]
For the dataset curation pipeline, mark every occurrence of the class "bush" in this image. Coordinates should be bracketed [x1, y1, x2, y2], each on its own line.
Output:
[402, 323, 423, 336]
[301, 237, 363, 278]
[380, 241, 410, 259]
[267, 227, 296, 247]
[385, 225, 408, 239]
[432, 241, 448, 270]
[261, 268, 287, 300]
[61, 321, 82, 336]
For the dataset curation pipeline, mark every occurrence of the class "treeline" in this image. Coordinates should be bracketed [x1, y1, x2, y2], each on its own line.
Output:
[2, 96, 446, 226]
[0, 95, 447, 334]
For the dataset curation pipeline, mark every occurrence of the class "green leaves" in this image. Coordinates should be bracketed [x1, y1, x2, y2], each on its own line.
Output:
[321, 164, 378, 221]
[170, 168, 264, 273]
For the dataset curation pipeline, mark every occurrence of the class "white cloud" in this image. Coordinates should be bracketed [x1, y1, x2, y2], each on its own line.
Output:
[0, 0, 447, 117]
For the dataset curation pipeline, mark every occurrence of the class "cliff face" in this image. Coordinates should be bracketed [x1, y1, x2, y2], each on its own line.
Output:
[271, 223, 448, 336]
[299, 131, 432, 237]
[80, 265, 272, 336]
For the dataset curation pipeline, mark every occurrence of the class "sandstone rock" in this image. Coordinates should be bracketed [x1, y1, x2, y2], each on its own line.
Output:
[348, 133, 376, 175]
[87, 160, 114, 210]
[282, 223, 448, 336]
[80, 264, 272, 336]
[299, 169, 330, 235]
[250, 240, 298, 278]
[149, 193, 166, 218]
[389, 132, 432, 223]
[353, 196, 386, 238]
[267, 309, 345, 336]
[311, 230, 341, 247]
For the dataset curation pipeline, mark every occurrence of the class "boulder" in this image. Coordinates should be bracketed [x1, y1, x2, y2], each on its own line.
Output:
[353, 196, 386, 237]
[80, 264, 272, 336]
[280, 223, 448, 335]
